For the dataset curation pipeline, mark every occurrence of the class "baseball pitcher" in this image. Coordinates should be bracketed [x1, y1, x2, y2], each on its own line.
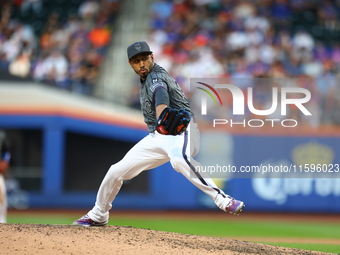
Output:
[73, 41, 244, 226]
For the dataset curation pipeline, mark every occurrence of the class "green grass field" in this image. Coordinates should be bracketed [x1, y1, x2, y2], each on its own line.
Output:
[7, 211, 340, 254]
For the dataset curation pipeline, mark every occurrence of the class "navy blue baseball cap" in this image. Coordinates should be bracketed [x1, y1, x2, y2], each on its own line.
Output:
[127, 41, 153, 60]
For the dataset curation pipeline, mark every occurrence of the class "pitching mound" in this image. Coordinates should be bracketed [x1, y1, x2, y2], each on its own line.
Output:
[0, 223, 333, 255]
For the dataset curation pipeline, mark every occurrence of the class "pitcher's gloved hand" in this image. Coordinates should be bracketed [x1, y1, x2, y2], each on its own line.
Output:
[156, 107, 191, 135]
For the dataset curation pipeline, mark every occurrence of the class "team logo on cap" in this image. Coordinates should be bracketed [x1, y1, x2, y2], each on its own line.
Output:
[134, 43, 141, 51]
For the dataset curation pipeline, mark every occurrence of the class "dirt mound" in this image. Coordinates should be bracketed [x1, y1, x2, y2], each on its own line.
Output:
[0, 223, 334, 255]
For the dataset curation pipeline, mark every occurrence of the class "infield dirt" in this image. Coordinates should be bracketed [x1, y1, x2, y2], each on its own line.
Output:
[0, 223, 335, 255]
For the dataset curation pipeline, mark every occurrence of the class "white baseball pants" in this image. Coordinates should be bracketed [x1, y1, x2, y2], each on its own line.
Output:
[88, 121, 232, 222]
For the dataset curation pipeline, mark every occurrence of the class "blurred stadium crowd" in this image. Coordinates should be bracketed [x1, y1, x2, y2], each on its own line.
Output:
[0, 0, 120, 95]
[148, 0, 340, 81]
[145, 0, 340, 126]
[0, 0, 339, 126]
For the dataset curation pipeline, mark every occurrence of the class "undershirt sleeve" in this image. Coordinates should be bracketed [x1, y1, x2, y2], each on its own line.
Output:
[154, 87, 170, 107]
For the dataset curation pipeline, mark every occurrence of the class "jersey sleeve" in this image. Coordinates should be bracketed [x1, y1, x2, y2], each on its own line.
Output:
[149, 77, 169, 106]
[154, 86, 169, 106]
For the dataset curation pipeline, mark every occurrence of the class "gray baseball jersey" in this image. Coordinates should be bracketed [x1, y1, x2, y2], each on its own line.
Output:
[139, 63, 192, 132]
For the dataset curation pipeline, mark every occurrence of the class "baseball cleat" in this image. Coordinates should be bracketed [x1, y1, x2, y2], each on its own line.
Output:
[225, 199, 245, 215]
[72, 215, 107, 227]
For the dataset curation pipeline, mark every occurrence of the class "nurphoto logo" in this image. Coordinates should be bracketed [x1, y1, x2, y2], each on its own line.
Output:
[193, 78, 312, 128]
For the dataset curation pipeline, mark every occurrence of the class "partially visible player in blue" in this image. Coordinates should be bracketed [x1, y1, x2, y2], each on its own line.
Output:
[0, 130, 11, 223]
[73, 41, 244, 226]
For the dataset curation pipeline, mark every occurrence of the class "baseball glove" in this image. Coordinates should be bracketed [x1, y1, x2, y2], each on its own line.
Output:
[156, 107, 191, 135]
